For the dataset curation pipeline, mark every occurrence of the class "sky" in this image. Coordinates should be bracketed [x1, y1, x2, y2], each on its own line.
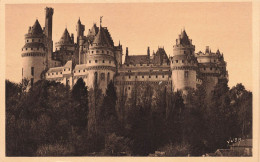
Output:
[5, 3, 252, 90]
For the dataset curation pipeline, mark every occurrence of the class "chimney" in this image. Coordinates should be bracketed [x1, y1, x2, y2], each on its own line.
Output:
[147, 46, 150, 57]
[126, 47, 128, 56]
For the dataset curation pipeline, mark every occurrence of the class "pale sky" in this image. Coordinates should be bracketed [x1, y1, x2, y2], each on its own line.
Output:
[5, 3, 252, 90]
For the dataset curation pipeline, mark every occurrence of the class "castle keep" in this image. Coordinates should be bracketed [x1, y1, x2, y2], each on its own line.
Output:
[21, 7, 228, 96]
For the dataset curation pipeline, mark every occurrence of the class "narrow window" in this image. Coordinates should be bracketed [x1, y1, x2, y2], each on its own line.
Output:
[31, 78, 34, 87]
[185, 71, 188, 78]
[31, 67, 34, 76]
[129, 76, 131, 79]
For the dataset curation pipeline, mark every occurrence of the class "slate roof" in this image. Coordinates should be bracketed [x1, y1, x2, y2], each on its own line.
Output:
[30, 19, 43, 35]
[58, 28, 73, 44]
[93, 27, 111, 46]
[23, 42, 45, 48]
[125, 55, 150, 64]
[153, 48, 169, 64]
[179, 30, 191, 45]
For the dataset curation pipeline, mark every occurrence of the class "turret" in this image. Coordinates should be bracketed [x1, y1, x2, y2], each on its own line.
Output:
[171, 29, 198, 93]
[86, 17, 116, 93]
[76, 18, 85, 43]
[22, 19, 46, 87]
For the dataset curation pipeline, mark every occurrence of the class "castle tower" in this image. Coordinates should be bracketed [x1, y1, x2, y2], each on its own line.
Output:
[44, 7, 54, 68]
[170, 30, 198, 93]
[76, 18, 85, 44]
[53, 28, 76, 65]
[21, 19, 46, 87]
[196, 47, 228, 96]
[114, 41, 123, 69]
[85, 19, 116, 93]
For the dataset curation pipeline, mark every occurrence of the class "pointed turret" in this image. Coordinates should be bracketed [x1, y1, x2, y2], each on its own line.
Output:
[31, 19, 43, 35]
[59, 28, 72, 44]
[93, 27, 110, 46]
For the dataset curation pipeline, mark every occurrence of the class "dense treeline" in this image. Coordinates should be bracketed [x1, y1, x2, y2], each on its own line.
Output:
[6, 79, 252, 156]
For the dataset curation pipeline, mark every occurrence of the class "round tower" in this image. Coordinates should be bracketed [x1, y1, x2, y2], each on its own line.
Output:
[21, 19, 46, 87]
[170, 30, 198, 93]
[196, 47, 228, 95]
[85, 24, 116, 93]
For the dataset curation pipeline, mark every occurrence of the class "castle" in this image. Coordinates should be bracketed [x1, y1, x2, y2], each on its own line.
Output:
[21, 7, 228, 97]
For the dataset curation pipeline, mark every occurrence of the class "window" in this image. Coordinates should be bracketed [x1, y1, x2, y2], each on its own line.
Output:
[142, 76, 144, 78]
[214, 60, 216, 62]
[83, 70, 85, 72]
[185, 71, 188, 78]
[79, 70, 80, 72]
[94, 72, 98, 85]
[103, 60, 105, 63]
[102, 50, 104, 53]
[109, 61, 111, 64]
[129, 76, 131, 79]
[89, 60, 91, 63]
[210, 67, 212, 70]
[37, 47, 39, 50]
[69, 68, 70, 71]
[149, 75, 151, 78]
[31, 67, 34, 76]
[56, 72, 58, 75]
[128, 70, 131, 72]
[140, 64, 142, 66]
[204, 67, 206, 70]
[135, 76, 137, 78]
[31, 48, 33, 50]
[107, 51, 109, 54]
[101, 73, 105, 80]
[176, 60, 178, 63]
[27, 40, 29, 42]
[31, 78, 34, 87]
[162, 75, 164, 78]
[172, 61, 173, 63]
[38, 39, 40, 42]
[182, 60, 184, 63]
[32, 39, 34, 42]
[156, 75, 158, 78]
[95, 60, 98, 63]
[92, 51, 94, 54]
[26, 48, 27, 50]
[128, 87, 130, 90]
[60, 72, 62, 74]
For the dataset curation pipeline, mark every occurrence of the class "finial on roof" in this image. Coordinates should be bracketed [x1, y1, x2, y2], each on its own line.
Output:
[100, 16, 103, 27]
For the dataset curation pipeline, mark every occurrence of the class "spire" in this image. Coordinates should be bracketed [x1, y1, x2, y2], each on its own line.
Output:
[100, 16, 103, 27]
[119, 40, 121, 46]
[78, 17, 81, 24]
[147, 46, 150, 57]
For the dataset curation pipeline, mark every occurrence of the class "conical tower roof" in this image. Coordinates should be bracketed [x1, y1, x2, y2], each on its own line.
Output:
[180, 29, 191, 45]
[31, 19, 43, 35]
[93, 27, 110, 46]
[59, 28, 72, 44]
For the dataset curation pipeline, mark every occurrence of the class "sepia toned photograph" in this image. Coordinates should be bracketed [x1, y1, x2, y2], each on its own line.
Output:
[4, 2, 256, 159]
